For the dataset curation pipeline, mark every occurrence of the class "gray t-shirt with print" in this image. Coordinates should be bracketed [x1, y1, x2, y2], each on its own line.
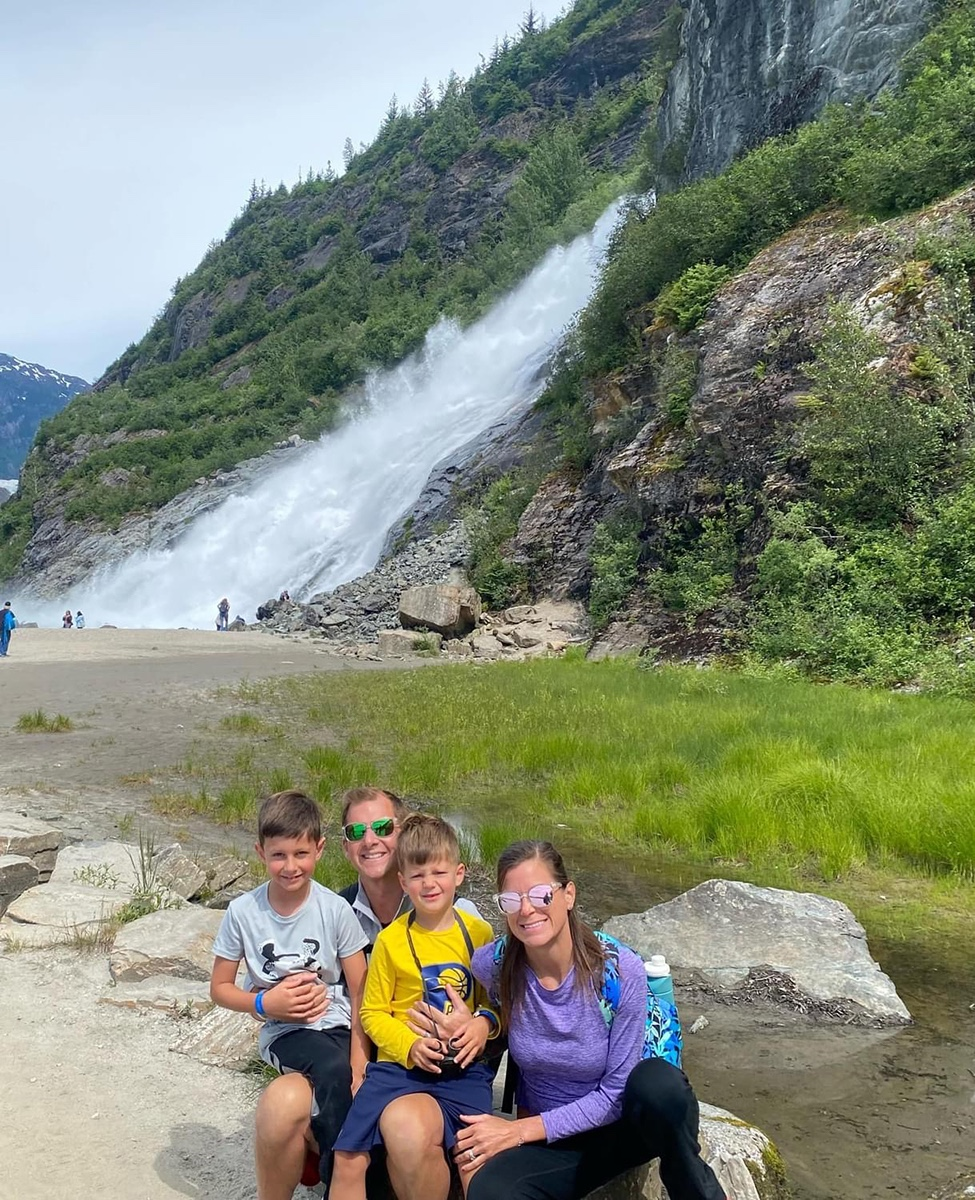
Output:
[212, 879, 368, 1057]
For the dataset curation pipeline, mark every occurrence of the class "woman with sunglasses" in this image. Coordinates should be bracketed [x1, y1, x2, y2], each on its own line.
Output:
[456, 840, 726, 1200]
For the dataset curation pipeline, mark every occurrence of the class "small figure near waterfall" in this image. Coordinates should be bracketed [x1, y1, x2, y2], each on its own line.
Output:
[0, 601, 16, 657]
[279, 589, 291, 603]
[217, 597, 230, 631]
[75, 611, 86, 629]
[62, 610, 73, 629]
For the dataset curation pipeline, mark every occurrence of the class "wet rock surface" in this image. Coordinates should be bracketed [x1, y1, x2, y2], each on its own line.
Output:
[657, 0, 933, 185]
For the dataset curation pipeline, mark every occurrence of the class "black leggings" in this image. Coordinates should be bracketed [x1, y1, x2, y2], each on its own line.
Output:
[268, 1026, 353, 1189]
[467, 1059, 726, 1200]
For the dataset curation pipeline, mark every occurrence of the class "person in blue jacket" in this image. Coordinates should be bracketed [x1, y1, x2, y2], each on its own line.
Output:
[0, 601, 16, 656]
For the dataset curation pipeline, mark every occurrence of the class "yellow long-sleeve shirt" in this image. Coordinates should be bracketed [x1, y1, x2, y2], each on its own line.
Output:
[360, 907, 498, 1068]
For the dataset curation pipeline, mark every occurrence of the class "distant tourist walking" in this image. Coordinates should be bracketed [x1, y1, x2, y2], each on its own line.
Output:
[217, 597, 230, 632]
[0, 601, 16, 657]
[75, 611, 86, 629]
[62, 610, 73, 629]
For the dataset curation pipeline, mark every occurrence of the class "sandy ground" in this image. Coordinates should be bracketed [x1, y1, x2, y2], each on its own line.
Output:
[0, 628, 371, 1200]
[0, 627, 384, 847]
[0, 950, 259, 1200]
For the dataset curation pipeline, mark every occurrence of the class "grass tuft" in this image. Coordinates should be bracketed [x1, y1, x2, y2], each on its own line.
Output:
[16, 709, 74, 733]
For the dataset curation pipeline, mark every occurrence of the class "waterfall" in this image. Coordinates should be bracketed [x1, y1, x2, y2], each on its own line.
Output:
[31, 201, 624, 629]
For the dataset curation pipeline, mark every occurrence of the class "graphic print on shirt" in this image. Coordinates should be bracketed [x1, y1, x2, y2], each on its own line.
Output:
[260, 937, 324, 981]
[420, 961, 473, 1012]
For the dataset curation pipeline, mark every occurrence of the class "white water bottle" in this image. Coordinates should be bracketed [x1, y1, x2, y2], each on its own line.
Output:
[645, 954, 675, 1007]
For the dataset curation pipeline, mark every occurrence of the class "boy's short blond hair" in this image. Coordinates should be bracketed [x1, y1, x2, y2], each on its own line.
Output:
[396, 813, 460, 870]
[257, 790, 321, 845]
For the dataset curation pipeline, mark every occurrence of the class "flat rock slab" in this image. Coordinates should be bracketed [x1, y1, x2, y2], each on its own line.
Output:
[99, 976, 213, 1016]
[169, 1005, 259, 1069]
[0, 881, 134, 946]
[604, 879, 910, 1025]
[110, 905, 223, 982]
[0, 855, 40, 917]
[49, 841, 142, 891]
[0, 811, 63, 881]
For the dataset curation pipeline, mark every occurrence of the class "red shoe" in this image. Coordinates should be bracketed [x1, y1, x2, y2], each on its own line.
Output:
[300, 1147, 320, 1188]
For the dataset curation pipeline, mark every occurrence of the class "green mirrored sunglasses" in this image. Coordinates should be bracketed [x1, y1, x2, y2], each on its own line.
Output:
[342, 818, 398, 842]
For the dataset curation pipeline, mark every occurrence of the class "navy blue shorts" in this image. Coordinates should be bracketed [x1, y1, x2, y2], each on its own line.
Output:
[334, 1060, 493, 1153]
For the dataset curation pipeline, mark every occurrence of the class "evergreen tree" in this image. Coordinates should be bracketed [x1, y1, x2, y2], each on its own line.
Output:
[520, 5, 540, 36]
[343, 137, 356, 170]
[415, 78, 435, 117]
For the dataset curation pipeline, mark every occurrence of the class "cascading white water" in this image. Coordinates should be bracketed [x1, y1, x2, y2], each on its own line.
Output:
[30, 201, 625, 629]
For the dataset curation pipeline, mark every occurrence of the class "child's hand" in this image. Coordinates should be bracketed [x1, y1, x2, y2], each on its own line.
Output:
[448, 1015, 490, 1068]
[262, 973, 330, 1023]
[409, 1036, 446, 1073]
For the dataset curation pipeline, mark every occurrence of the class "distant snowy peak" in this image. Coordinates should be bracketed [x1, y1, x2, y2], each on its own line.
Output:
[0, 353, 88, 399]
[0, 352, 89, 477]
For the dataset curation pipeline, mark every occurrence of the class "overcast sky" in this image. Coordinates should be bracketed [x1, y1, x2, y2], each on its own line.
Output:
[3, 0, 552, 384]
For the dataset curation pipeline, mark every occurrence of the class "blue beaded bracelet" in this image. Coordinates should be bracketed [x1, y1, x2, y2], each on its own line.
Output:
[254, 991, 266, 1018]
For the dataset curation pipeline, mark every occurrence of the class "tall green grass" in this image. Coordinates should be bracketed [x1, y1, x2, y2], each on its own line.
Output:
[233, 659, 975, 883]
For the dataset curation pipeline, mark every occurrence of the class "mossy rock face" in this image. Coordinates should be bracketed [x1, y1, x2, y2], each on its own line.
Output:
[587, 1102, 788, 1200]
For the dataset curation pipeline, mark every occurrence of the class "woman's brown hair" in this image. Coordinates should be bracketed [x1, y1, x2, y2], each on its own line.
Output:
[495, 840, 605, 1017]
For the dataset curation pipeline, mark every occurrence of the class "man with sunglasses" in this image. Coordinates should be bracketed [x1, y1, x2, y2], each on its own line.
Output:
[254, 787, 481, 1200]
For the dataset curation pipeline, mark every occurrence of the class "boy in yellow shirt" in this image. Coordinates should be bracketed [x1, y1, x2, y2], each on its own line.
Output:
[330, 813, 499, 1199]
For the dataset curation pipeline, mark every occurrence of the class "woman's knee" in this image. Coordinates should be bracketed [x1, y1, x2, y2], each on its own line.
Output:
[623, 1058, 696, 1130]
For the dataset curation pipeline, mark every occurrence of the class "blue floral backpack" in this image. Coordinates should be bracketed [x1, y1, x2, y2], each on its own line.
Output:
[491, 928, 683, 1102]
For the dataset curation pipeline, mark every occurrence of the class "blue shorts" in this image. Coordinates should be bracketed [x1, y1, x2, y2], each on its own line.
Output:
[334, 1060, 493, 1153]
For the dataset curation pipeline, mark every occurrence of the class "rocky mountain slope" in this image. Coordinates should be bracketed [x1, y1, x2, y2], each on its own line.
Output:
[0, 0, 934, 589]
[0, 354, 87, 479]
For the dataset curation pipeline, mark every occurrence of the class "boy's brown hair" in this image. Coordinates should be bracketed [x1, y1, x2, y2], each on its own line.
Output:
[257, 790, 322, 844]
[396, 812, 461, 870]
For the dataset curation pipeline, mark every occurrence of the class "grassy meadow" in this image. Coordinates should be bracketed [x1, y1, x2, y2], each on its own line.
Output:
[151, 657, 975, 954]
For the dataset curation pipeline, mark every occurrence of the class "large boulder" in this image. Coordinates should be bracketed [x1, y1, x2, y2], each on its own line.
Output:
[399, 584, 481, 638]
[0, 881, 134, 947]
[0, 855, 40, 917]
[604, 879, 910, 1025]
[109, 906, 223, 982]
[0, 811, 63, 881]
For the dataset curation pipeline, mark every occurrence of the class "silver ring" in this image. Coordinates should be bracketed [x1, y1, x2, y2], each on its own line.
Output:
[468, 1149, 477, 1163]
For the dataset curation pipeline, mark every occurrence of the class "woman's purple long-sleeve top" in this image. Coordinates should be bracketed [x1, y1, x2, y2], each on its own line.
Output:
[471, 942, 645, 1142]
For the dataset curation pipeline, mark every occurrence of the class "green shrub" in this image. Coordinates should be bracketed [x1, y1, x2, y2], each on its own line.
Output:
[654, 262, 732, 332]
[588, 516, 642, 630]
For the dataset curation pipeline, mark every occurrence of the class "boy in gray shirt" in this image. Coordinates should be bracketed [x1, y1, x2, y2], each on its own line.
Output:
[211, 790, 369, 1192]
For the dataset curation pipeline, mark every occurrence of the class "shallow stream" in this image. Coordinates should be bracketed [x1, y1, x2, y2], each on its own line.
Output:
[561, 842, 975, 1200]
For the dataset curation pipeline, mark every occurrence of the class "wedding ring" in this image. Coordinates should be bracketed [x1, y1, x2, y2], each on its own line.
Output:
[468, 1149, 477, 1163]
